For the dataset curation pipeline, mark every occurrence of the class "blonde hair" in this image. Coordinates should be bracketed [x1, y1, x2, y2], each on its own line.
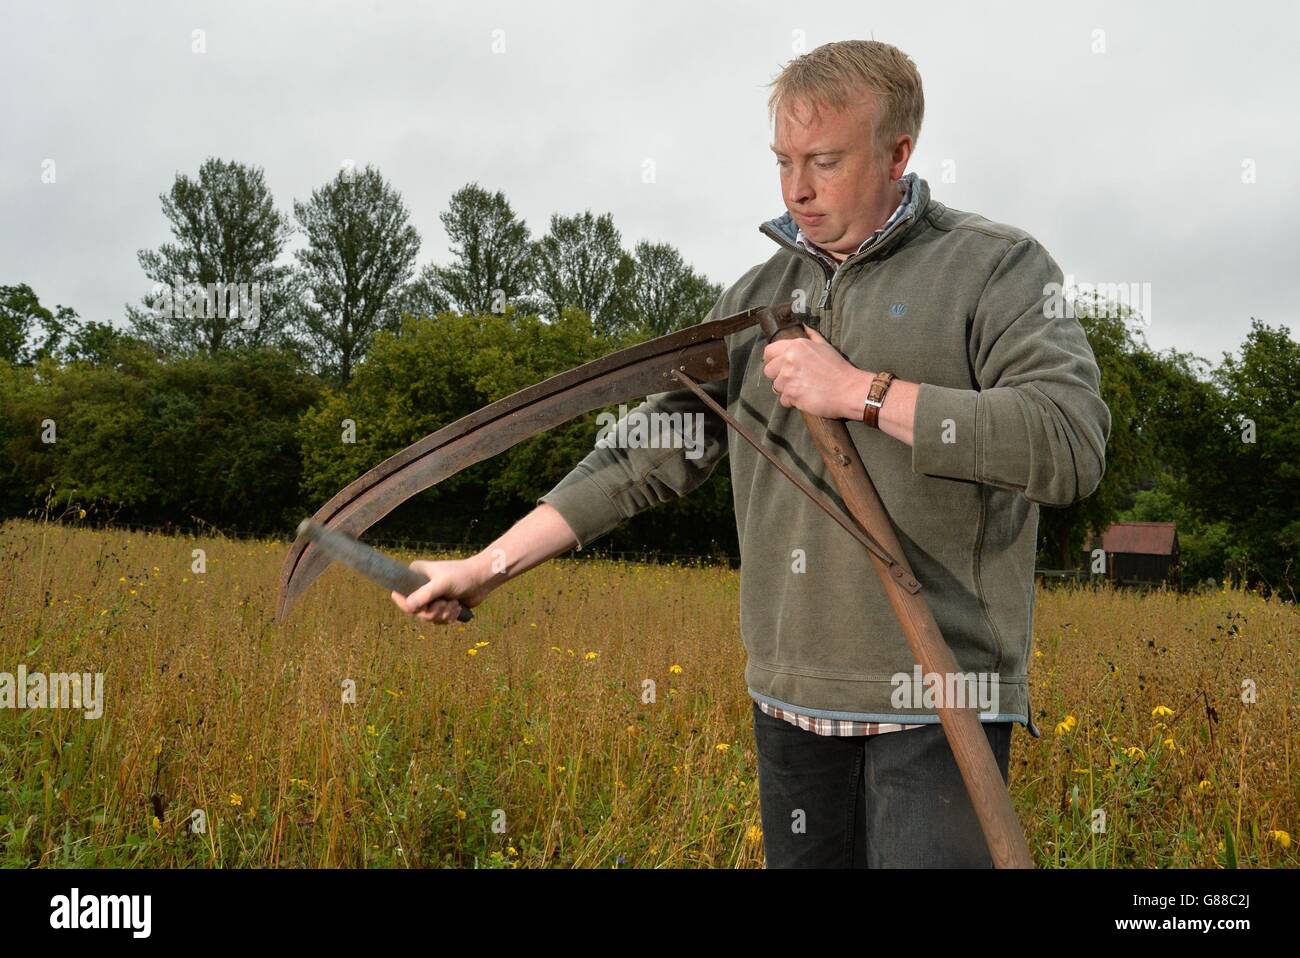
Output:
[767, 40, 925, 159]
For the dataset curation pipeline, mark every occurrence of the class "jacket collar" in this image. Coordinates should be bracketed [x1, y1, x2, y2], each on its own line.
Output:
[761, 172, 929, 264]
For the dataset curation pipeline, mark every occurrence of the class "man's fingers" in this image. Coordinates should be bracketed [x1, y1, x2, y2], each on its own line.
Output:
[401, 575, 443, 612]
[413, 598, 444, 621]
[762, 338, 797, 362]
[804, 325, 827, 343]
[416, 599, 462, 624]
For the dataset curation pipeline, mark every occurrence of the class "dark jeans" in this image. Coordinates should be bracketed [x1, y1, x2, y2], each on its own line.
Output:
[751, 701, 1013, 868]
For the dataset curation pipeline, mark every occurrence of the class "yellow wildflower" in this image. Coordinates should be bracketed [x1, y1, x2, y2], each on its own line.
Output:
[669, 664, 683, 674]
[229, 793, 242, 806]
[747, 824, 763, 844]
[1152, 705, 1174, 718]
[1269, 830, 1291, 849]
[715, 742, 731, 752]
[1055, 715, 1078, 736]
[1198, 780, 1213, 794]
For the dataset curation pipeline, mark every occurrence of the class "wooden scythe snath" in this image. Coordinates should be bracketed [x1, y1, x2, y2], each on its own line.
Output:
[277, 301, 1034, 868]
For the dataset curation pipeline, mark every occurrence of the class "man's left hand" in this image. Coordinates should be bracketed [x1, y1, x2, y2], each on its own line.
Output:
[762, 325, 873, 421]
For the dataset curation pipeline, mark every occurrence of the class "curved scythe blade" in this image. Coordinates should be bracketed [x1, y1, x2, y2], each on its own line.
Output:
[276, 303, 789, 622]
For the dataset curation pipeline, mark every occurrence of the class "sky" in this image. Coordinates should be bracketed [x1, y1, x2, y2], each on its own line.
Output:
[2, 0, 1296, 367]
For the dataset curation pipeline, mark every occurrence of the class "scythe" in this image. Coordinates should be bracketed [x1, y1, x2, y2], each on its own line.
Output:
[276, 300, 1034, 868]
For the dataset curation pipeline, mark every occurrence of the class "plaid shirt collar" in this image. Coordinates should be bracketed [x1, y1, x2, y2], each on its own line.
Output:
[794, 174, 915, 269]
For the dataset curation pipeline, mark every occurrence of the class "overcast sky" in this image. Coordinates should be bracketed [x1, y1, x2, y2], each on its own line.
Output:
[2, 0, 1295, 366]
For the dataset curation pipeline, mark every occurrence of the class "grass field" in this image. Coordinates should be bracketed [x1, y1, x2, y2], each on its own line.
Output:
[1, 517, 1295, 868]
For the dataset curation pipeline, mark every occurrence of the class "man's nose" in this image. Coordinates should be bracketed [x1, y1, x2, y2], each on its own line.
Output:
[785, 165, 814, 206]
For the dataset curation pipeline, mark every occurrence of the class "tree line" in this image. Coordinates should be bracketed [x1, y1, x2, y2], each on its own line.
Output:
[92, 157, 717, 382]
[0, 158, 1296, 594]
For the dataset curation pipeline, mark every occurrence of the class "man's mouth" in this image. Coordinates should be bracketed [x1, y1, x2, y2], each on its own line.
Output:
[798, 213, 825, 225]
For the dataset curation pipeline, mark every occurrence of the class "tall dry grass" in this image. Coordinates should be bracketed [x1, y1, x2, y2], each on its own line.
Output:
[0, 517, 1294, 867]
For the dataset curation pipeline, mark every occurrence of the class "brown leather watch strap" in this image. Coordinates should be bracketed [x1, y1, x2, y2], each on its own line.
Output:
[862, 371, 895, 429]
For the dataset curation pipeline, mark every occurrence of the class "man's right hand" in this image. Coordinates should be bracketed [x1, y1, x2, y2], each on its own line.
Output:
[387, 503, 579, 626]
[390, 557, 492, 624]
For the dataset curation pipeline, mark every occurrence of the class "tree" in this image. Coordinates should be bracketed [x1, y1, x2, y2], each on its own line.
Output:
[425, 183, 536, 316]
[624, 240, 722, 336]
[531, 210, 634, 336]
[0, 348, 322, 531]
[0, 283, 79, 364]
[294, 165, 421, 383]
[1185, 320, 1300, 592]
[62, 320, 153, 368]
[1035, 290, 1162, 569]
[391, 270, 452, 321]
[127, 158, 298, 355]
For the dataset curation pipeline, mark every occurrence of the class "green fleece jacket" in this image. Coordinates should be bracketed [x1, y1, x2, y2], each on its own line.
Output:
[538, 174, 1111, 737]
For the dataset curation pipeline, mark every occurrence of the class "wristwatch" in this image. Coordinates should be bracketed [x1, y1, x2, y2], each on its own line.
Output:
[861, 371, 895, 429]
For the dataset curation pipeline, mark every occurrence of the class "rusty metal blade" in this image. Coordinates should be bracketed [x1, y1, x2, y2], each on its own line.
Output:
[276, 303, 787, 621]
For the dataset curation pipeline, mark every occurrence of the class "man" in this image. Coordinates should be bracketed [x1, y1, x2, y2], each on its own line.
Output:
[391, 39, 1111, 867]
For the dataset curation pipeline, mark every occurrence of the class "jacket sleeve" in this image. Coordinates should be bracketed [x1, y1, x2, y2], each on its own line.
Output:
[536, 307, 732, 549]
[910, 237, 1111, 507]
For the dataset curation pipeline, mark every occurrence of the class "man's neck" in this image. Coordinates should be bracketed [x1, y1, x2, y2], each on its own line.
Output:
[818, 179, 908, 264]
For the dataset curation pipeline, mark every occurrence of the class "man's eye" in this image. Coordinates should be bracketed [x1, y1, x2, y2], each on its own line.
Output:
[815, 161, 837, 170]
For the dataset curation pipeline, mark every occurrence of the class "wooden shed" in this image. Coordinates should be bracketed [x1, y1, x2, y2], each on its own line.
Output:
[1086, 521, 1180, 587]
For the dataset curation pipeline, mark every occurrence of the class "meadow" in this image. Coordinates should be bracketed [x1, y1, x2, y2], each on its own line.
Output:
[1, 517, 1295, 868]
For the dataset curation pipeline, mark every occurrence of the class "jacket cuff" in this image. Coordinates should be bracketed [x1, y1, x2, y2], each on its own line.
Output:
[911, 382, 978, 482]
[537, 467, 626, 551]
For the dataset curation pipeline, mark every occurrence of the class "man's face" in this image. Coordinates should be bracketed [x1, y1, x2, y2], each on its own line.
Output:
[771, 95, 911, 261]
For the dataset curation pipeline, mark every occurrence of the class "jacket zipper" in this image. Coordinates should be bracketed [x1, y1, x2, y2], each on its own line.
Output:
[759, 209, 917, 324]
[759, 222, 834, 316]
